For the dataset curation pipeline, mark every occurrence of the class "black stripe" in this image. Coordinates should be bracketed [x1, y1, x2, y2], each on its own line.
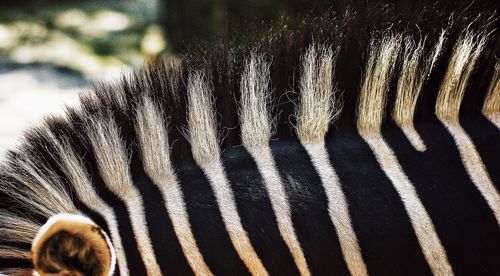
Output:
[222, 146, 300, 276]
[71, 197, 123, 276]
[0, 242, 31, 270]
[271, 138, 350, 276]
[0, 258, 32, 271]
[460, 112, 500, 189]
[42, 119, 149, 275]
[70, 134, 148, 275]
[72, 201, 109, 239]
[174, 158, 250, 276]
[325, 128, 432, 275]
[382, 119, 500, 275]
[61, 176, 114, 254]
[129, 154, 193, 276]
[90, 174, 149, 275]
[107, 89, 192, 275]
[73, 141, 148, 274]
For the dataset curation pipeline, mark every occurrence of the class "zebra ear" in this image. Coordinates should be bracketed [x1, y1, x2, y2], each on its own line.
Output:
[31, 213, 116, 276]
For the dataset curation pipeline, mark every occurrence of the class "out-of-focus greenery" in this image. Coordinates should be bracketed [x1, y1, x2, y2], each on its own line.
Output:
[0, 0, 166, 78]
[161, 0, 336, 52]
[2, 0, 490, 78]
[0, 0, 339, 78]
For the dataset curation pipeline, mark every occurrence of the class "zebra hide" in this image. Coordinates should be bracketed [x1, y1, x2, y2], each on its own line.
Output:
[1, 2, 499, 276]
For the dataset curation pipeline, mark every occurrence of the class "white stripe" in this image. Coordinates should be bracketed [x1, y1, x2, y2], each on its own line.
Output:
[123, 197, 161, 275]
[360, 131, 453, 276]
[88, 119, 162, 276]
[485, 114, 500, 129]
[159, 180, 214, 275]
[482, 61, 499, 128]
[136, 98, 213, 276]
[72, 192, 127, 275]
[440, 121, 500, 224]
[302, 141, 368, 276]
[246, 145, 311, 276]
[48, 135, 129, 275]
[400, 125, 427, 152]
[239, 53, 309, 274]
[200, 160, 269, 276]
[432, 27, 499, 225]
[187, 71, 268, 275]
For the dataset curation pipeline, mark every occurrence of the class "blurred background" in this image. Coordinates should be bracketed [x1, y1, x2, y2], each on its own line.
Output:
[0, 0, 337, 158]
[1, 0, 489, 158]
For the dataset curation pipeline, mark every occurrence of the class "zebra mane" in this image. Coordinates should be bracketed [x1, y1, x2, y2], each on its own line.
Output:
[0, 2, 499, 272]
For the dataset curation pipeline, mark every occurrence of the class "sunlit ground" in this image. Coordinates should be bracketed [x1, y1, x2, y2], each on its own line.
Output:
[0, 0, 167, 158]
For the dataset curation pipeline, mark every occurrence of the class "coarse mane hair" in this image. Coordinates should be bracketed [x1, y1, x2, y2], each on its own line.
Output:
[0, 0, 499, 273]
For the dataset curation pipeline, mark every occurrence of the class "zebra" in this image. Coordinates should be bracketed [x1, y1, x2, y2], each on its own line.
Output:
[0, 4, 499, 276]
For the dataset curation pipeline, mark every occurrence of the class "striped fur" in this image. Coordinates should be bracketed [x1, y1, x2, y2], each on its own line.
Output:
[187, 72, 269, 276]
[483, 61, 500, 128]
[297, 46, 367, 276]
[86, 116, 162, 275]
[392, 31, 446, 151]
[136, 96, 213, 276]
[358, 33, 452, 275]
[1, 5, 499, 276]
[435, 30, 500, 224]
[42, 129, 129, 275]
[241, 54, 311, 275]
